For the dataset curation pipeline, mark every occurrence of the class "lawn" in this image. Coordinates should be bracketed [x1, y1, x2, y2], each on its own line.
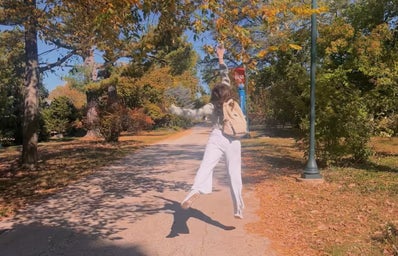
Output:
[242, 128, 398, 256]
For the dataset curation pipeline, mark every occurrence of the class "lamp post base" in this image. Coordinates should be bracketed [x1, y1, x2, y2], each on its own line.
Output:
[301, 172, 322, 179]
[302, 159, 322, 179]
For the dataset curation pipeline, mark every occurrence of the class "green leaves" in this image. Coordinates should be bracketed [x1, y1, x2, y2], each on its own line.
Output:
[250, 0, 398, 165]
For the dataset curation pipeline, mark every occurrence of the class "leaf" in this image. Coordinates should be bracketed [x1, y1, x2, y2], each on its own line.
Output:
[289, 44, 302, 50]
[257, 50, 268, 58]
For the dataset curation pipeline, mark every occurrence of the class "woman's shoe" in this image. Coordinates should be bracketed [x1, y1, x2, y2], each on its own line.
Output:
[181, 190, 200, 209]
[234, 209, 243, 219]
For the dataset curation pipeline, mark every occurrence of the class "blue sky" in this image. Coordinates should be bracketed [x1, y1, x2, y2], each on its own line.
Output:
[1, 24, 214, 92]
[41, 30, 213, 92]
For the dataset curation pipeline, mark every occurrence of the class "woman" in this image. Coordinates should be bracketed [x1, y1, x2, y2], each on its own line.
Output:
[169, 45, 244, 219]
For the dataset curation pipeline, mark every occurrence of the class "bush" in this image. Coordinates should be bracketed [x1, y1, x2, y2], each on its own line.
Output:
[300, 70, 373, 165]
[42, 96, 80, 136]
[156, 113, 192, 129]
[126, 108, 154, 132]
[372, 114, 398, 137]
[98, 111, 122, 142]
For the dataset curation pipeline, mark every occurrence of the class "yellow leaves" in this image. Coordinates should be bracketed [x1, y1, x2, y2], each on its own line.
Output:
[257, 43, 301, 56]
[268, 46, 279, 52]
[326, 39, 349, 54]
[257, 50, 268, 59]
[288, 44, 302, 50]
[193, 19, 203, 32]
[200, 2, 209, 10]
[143, 43, 154, 51]
[203, 44, 215, 54]
[241, 6, 256, 19]
[291, 6, 328, 17]
[260, 6, 278, 23]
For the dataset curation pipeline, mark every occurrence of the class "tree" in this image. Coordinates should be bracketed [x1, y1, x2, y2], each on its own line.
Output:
[0, 0, 331, 167]
[49, 83, 86, 109]
[1, 0, 74, 167]
[0, 0, 167, 167]
[0, 29, 25, 146]
[248, 0, 398, 164]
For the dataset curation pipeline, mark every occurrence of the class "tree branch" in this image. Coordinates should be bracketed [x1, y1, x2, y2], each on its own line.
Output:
[39, 50, 77, 73]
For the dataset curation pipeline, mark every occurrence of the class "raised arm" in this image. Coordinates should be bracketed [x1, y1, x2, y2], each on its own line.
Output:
[168, 45, 230, 119]
[169, 103, 213, 120]
[216, 45, 231, 87]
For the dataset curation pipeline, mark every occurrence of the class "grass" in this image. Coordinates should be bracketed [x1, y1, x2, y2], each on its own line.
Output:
[242, 128, 398, 256]
[0, 128, 187, 219]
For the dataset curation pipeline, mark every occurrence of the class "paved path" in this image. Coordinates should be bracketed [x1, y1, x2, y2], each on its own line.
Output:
[0, 125, 274, 256]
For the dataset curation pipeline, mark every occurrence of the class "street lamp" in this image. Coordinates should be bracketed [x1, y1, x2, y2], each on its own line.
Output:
[302, 0, 322, 179]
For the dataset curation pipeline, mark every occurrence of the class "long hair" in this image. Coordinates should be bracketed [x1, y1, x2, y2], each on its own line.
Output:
[210, 83, 233, 110]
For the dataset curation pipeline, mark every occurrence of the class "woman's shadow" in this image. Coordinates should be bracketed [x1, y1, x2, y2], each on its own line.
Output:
[145, 196, 236, 238]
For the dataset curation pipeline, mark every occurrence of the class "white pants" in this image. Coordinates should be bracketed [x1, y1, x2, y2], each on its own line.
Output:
[189, 128, 244, 215]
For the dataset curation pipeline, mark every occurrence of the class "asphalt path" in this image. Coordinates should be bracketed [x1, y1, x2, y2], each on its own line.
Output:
[0, 124, 274, 256]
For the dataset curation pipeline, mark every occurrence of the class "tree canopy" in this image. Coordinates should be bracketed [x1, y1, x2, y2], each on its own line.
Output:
[0, 0, 397, 166]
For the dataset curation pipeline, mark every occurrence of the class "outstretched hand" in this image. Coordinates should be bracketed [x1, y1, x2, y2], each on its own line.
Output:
[216, 44, 225, 57]
[216, 44, 225, 64]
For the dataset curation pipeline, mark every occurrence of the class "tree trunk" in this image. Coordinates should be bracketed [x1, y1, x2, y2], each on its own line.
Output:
[85, 90, 100, 138]
[83, 49, 101, 138]
[22, 0, 39, 169]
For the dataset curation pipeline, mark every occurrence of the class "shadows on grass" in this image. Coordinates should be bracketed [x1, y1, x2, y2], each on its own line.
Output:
[345, 160, 398, 173]
[251, 126, 302, 139]
[240, 126, 317, 185]
[241, 142, 305, 185]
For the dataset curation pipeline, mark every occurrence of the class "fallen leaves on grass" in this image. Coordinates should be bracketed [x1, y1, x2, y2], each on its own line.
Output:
[242, 133, 398, 256]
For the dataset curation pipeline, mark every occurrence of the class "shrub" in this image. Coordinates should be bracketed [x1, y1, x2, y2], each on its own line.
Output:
[126, 108, 154, 132]
[42, 96, 80, 136]
[300, 70, 373, 165]
[98, 111, 122, 142]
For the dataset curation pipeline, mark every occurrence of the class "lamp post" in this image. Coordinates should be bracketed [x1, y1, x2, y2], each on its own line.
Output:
[302, 0, 322, 179]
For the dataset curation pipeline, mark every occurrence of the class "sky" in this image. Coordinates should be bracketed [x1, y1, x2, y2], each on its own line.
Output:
[0, 23, 215, 93]
[40, 30, 213, 92]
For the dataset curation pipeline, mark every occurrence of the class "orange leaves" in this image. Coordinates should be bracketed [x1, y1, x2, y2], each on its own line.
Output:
[231, 8, 239, 16]
[255, 43, 302, 60]
[257, 49, 268, 59]
[242, 134, 398, 255]
[215, 17, 226, 30]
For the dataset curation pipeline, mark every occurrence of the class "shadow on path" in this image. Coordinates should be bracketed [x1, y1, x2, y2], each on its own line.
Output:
[136, 196, 236, 238]
[0, 222, 148, 256]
